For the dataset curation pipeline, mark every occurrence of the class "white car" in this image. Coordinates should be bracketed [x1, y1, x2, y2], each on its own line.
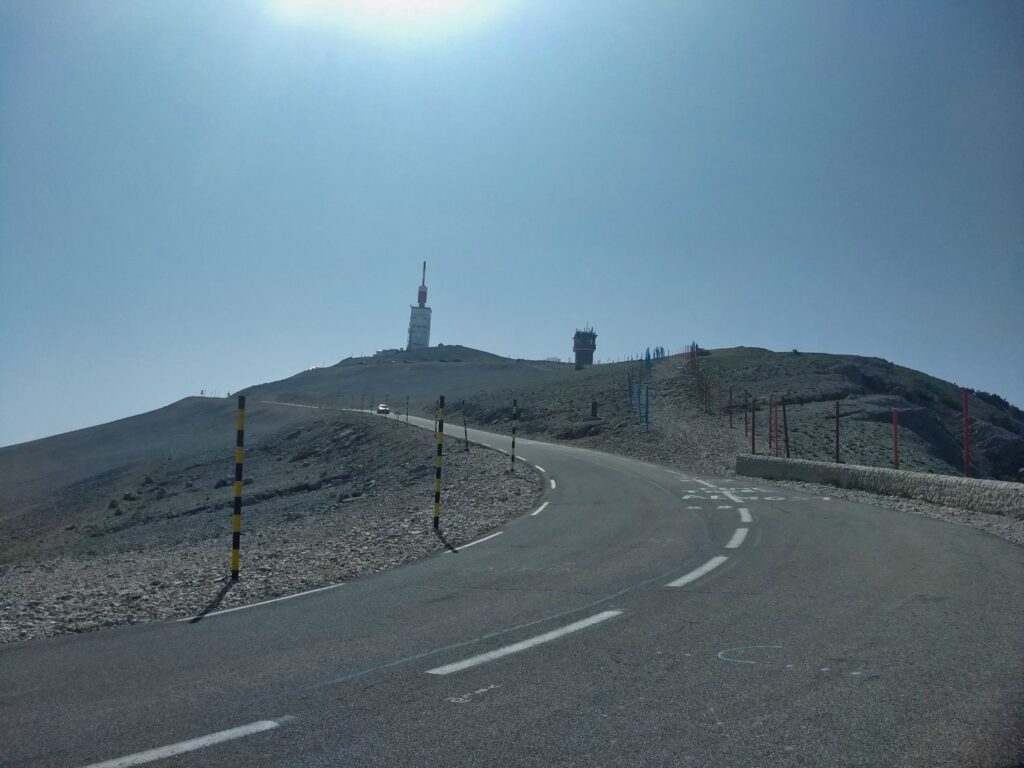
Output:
[376, 403, 390, 415]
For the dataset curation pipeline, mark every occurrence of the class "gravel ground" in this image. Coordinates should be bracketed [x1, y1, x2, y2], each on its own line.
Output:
[0, 413, 542, 644]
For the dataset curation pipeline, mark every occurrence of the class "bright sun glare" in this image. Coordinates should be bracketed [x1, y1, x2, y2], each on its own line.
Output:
[270, 0, 516, 43]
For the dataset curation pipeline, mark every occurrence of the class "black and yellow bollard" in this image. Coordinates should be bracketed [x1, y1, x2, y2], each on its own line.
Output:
[231, 395, 245, 580]
[433, 396, 445, 529]
[511, 398, 518, 472]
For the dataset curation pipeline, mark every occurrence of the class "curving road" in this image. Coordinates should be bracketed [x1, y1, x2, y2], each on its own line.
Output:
[2, 414, 1022, 767]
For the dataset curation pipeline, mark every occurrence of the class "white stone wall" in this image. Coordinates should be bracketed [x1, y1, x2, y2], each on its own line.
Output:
[736, 455, 1024, 517]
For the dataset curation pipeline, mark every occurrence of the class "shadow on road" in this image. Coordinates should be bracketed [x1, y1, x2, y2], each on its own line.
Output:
[434, 528, 459, 553]
[188, 580, 235, 624]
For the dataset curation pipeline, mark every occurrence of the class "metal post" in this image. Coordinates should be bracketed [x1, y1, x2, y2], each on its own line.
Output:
[750, 397, 756, 454]
[511, 398, 518, 471]
[462, 399, 469, 452]
[645, 385, 650, 432]
[892, 408, 899, 470]
[744, 390, 748, 435]
[962, 388, 970, 477]
[729, 386, 733, 429]
[768, 395, 774, 451]
[835, 400, 841, 463]
[230, 395, 245, 580]
[406, 396, 409, 425]
[433, 396, 445, 529]
[782, 397, 790, 458]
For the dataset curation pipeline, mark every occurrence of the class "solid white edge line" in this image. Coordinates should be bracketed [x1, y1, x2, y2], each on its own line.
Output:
[721, 490, 744, 504]
[725, 528, 749, 549]
[534, 465, 547, 473]
[177, 583, 344, 622]
[738, 507, 752, 523]
[446, 531, 503, 553]
[530, 501, 550, 517]
[693, 479, 716, 488]
[426, 610, 623, 675]
[665, 556, 729, 588]
[79, 719, 288, 768]
[550, 479, 556, 490]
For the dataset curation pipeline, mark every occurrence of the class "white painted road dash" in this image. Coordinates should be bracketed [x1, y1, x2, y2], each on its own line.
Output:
[665, 556, 729, 588]
[725, 528, 749, 549]
[738, 507, 752, 523]
[447, 531, 503, 553]
[721, 490, 744, 504]
[550, 479, 557, 490]
[534, 465, 547, 473]
[530, 501, 550, 517]
[693, 479, 716, 488]
[426, 611, 623, 675]
[80, 719, 288, 768]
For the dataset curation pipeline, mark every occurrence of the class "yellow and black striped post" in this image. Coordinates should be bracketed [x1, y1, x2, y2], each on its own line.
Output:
[230, 395, 245, 580]
[433, 396, 445, 529]
[511, 398, 518, 472]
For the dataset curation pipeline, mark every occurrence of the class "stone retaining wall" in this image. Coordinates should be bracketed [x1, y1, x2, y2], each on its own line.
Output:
[736, 455, 1024, 517]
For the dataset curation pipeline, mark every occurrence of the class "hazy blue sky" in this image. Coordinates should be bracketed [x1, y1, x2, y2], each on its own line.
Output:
[1, 0, 1022, 446]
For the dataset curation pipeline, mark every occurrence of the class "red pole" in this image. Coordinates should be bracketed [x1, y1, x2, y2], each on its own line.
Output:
[835, 400, 840, 463]
[892, 408, 899, 470]
[729, 386, 733, 429]
[962, 388, 970, 477]
[782, 398, 790, 458]
[751, 397, 757, 454]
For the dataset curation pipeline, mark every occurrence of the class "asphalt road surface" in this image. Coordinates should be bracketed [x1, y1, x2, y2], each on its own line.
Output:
[3, 413, 1022, 767]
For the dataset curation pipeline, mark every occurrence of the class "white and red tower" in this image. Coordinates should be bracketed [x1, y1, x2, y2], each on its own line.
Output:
[407, 261, 432, 350]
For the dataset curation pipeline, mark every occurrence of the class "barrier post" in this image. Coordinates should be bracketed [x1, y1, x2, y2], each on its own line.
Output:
[782, 397, 790, 458]
[751, 397, 757, 454]
[645, 385, 650, 432]
[729, 386, 733, 429]
[230, 395, 245, 580]
[462, 399, 469, 452]
[892, 408, 899, 470]
[511, 398, 518, 472]
[835, 400, 841, 463]
[962, 388, 970, 477]
[433, 396, 445, 529]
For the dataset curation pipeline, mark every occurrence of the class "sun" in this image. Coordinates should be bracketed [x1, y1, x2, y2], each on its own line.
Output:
[268, 0, 517, 43]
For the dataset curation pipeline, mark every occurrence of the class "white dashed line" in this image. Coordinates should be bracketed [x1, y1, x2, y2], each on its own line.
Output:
[693, 479, 716, 488]
[721, 490, 744, 504]
[738, 507, 752, 523]
[79, 719, 290, 768]
[426, 611, 623, 675]
[530, 502, 550, 517]
[446, 531, 503, 553]
[534, 465, 547, 473]
[550, 479, 556, 490]
[665, 556, 729, 588]
[725, 528, 748, 549]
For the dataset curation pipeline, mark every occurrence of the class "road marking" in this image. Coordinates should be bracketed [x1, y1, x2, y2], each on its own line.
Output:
[716, 505, 733, 509]
[725, 527, 748, 549]
[426, 611, 623, 675]
[177, 583, 344, 621]
[738, 507, 752, 523]
[516, 455, 527, 462]
[446, 531, 503, 553]
[717, 645, 782, 665]
[665, 556, 729, 588]
[260, 401, 319, 409]
[534, 465, 547, 473]
[530, 501, 550, 517]
[550, 479, 556, 490]
[721, 490, 744, 504]
[686, 505, 701, 510]
[693, 479, 716, 488]
[80, 719, 289, 768]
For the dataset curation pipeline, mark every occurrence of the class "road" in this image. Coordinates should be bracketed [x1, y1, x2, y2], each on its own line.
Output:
[2, 414, 1022, 767]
